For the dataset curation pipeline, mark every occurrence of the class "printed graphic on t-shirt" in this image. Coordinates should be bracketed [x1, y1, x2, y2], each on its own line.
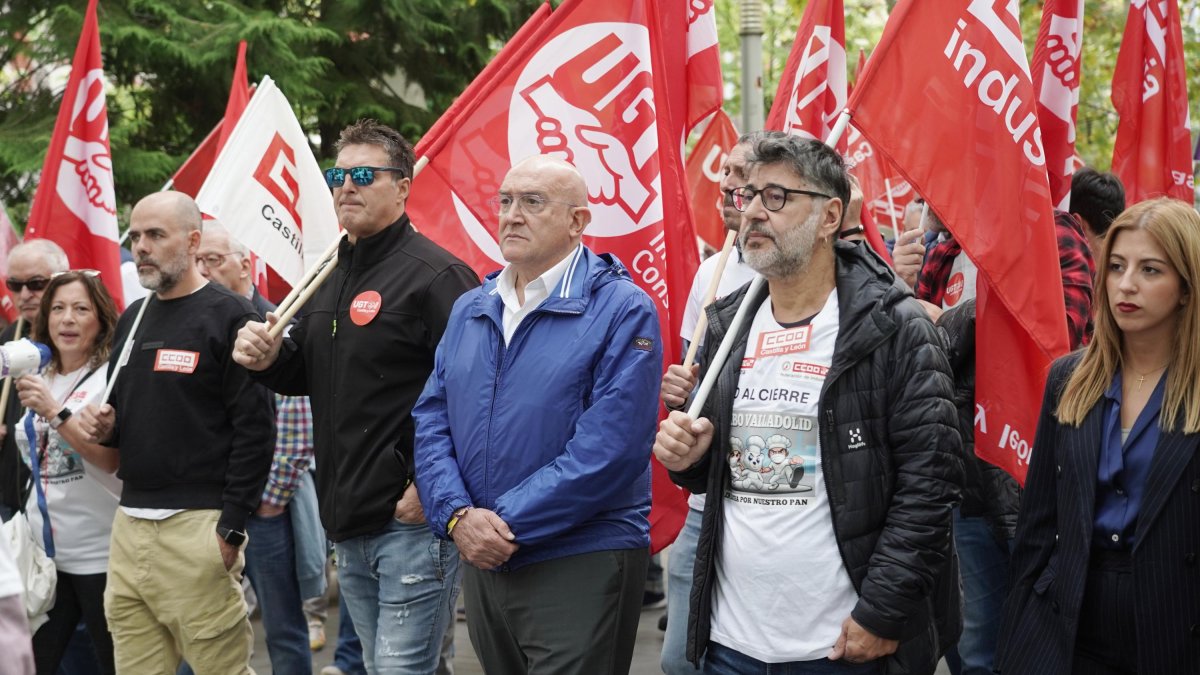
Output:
[41, 435, 85, 483]
[154, 349, 199, 373]
[725, 412, 817, 500]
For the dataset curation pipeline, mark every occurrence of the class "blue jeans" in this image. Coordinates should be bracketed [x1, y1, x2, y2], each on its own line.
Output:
[333, 594, 367, 675]
[334, 520, 460, 674]
[706, 642, 880, 675]
[947, 510, 1012, 675]
[245, 509, 312, 674]
[663, 507, 705, 674]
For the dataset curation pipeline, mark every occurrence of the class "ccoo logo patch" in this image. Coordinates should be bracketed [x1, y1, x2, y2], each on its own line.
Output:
[350, 290, 382, 326]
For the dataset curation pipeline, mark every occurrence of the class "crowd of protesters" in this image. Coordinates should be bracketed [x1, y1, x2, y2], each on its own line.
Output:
[0, 117, 1197, 675]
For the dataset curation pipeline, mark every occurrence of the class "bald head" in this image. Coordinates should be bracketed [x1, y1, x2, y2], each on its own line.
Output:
[131, 191, 203, 234]
[128, 191, 205, 298]
[497, 155, 592, 284]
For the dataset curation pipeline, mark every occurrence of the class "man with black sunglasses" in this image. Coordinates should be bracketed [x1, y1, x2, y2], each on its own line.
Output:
[1, 239, 69, 521]
[234, 119, 478, 674]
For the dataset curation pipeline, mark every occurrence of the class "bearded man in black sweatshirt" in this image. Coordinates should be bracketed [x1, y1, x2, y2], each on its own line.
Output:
[77, 191, 274, 674]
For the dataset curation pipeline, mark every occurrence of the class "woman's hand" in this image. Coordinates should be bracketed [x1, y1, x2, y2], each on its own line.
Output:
[15, 374, 58, 419]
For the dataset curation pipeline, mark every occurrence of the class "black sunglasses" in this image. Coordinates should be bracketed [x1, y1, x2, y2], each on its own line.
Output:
[323, 166, 407, 189]
[6, 277, 50, 293]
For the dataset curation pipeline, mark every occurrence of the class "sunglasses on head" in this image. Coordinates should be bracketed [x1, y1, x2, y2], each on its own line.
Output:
[323, 166, 407, 189]
[6, 277, 50, 293]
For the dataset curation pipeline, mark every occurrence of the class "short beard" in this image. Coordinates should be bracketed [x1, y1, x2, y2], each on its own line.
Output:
[138, 250, 190, 292]
[740, 209, 822, 279]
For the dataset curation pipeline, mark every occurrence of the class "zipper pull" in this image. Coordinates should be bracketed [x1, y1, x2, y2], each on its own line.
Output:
[331, 318, 337, 338]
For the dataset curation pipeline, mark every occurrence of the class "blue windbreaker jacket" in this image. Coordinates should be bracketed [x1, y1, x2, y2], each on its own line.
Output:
[413, 246, 662, 570]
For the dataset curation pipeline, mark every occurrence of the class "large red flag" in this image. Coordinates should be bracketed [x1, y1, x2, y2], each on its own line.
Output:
[25, 0, 123, 309]
[849, 0, 1069, 484]
[1031, 0, 1084, 210]
[407, 0, 716, 551]
[1111, 0, 1194, 205]
[765, 0, 847, 152]
[686, 110, 738, 251]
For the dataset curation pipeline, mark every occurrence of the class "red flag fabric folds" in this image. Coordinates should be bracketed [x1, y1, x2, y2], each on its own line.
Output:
[686, 110, 738, 251]
[1031, 0, 1085, 210]
[765, 0, 847, 152]
[849, 0, 1069, 484]
[1111, 0, 1194, 205]
[25, 0, 123, 309]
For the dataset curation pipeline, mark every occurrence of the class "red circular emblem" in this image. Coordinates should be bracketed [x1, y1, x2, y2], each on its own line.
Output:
[349, 291, 382, 326]
[944, 272, 965, 307]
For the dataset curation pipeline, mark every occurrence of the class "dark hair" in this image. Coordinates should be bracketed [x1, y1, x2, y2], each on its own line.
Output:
[33, 272, 120, 373]
[335, 119, 416, 180]
[747, 135, 851, 221]
[1070, 168, 1126, 238]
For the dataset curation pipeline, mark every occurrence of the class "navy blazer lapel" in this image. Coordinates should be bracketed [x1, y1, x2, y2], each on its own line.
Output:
[1071, 402, 1106, 531]
[1133, 429, 1199, 550]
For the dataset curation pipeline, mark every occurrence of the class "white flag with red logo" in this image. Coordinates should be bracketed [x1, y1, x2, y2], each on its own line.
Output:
[1031, 0, 1084, 210]
[849, 0, 1069, 484]
[686, 110, 738, 250]
[407, 0, 718, 552]
[1112, 0, 1194, 205]
[195, 76, 339, 285]
[765, 0, 847, 152]
[25, 0, 123, 309]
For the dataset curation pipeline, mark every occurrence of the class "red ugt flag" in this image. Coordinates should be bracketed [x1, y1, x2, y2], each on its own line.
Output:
[1112, 0, 1194, 205]
[766, 0, 847, 152]
[1031, 0, 1085, 210]
[849, 0, 1069, 484]
[686, 110, 738, 251]
[26, 0, 123, 309]
[407, 0, 716, 551]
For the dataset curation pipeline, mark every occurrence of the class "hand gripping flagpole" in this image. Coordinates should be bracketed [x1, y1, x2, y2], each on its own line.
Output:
[686, 109, 853, 419]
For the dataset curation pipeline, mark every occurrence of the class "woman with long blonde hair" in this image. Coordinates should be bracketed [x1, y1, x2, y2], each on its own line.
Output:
[996, 197, 1200, 675]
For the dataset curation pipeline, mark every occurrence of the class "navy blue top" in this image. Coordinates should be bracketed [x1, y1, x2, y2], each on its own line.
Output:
[1093, 370, 1166, 550]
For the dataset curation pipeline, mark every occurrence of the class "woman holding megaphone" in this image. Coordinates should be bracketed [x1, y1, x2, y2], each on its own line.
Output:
[13, 270, 120, 674]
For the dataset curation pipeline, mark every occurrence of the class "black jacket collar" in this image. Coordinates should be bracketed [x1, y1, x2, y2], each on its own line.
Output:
[338, 214, 414, 271]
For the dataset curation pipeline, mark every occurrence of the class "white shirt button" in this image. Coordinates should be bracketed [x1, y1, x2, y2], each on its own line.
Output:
[1112, 534, 1120, 543]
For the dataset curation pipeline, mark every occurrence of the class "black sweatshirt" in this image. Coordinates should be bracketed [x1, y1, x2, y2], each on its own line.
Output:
[107, 283, 274, 533]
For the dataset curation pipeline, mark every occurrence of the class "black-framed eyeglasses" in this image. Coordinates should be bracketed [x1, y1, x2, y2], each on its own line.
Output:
[5, 277, 50, 293]
[323, 166, 407, 189]
[195, 252, 239, 268]
[487, 193, 581, 216]
[730, 185, 832, 212]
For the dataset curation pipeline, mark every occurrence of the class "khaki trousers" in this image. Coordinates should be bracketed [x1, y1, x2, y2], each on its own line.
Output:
[104, 509, 254, 674]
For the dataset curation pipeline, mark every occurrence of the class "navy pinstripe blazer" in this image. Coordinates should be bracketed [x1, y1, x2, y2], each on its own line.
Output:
[995, 353, 1200, 674]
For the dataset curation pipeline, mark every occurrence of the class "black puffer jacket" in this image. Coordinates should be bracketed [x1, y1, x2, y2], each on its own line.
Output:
[936, 299, 1020, 542]
[670, 241, 963, 674]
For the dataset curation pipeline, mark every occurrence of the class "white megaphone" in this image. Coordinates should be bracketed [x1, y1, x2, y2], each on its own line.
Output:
[0, 339, 52, 378]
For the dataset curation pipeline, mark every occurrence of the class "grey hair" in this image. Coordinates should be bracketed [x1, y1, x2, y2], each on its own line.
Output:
[747, 135, 851, 217]
[10, 239, 69, 273]
[201, 221, 249, 256]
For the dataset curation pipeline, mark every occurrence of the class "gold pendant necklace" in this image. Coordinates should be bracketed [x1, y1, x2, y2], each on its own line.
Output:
[1129, 363, 1169, 393]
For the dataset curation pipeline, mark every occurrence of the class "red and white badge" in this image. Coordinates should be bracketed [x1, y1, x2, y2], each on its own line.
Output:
[349, 290, 382, 326]
[756, 325, 812, 358]
[944, 272, 965, 307]
[154, 349, 199, 374]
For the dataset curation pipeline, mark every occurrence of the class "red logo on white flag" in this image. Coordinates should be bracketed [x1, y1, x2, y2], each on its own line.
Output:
[253, 133, 303, 232]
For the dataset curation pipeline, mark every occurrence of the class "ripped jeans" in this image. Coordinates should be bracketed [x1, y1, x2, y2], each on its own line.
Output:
[334, 519, 461, 674]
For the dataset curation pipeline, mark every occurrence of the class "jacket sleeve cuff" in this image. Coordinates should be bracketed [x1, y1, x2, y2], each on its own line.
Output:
[219, 503, 251, 534]
[850, 599, 905, 642]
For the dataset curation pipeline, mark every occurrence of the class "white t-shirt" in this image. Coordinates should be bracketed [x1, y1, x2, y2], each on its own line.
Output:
[941, 247, 977, 310]
[710, 290, 858, 663]
[0, 533, 20, 599]
[18, 366, 121, 575]
[680, 251, 758, 511]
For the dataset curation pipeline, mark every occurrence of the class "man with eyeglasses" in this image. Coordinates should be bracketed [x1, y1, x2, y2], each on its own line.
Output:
[411, 155, 662, 673]
[1, 239, 69, 521]
[233, 119, 478, 673]
[653, 134, 962, 674]
[195, 221, 322, 674]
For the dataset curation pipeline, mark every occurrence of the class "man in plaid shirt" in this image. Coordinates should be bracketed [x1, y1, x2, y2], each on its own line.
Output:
[197, 224, 319, 673]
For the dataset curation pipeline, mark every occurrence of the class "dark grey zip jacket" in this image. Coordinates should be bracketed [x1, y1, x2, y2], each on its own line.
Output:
[670, 241, 963, 674]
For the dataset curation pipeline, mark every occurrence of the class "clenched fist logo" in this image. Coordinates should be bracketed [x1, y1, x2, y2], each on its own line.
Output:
[57, 69, 118, 238]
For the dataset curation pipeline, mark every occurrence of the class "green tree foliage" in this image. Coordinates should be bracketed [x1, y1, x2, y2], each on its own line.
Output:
[715, 0, 1200, 171]
[0, 0, 540, 228]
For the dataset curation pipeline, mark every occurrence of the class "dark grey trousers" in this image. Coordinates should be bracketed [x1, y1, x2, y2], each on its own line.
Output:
[463, 547, 649, 675]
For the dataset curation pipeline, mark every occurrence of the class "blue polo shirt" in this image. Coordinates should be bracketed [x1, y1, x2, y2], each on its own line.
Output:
[1093, 370, 1166, 550]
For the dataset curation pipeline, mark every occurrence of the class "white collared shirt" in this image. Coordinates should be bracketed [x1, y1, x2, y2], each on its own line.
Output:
[496, 245, 582, 344]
